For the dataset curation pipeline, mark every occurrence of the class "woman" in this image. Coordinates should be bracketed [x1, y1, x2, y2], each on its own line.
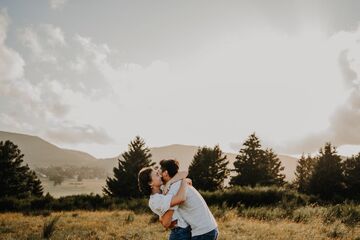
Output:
[138, 167, 191, 240]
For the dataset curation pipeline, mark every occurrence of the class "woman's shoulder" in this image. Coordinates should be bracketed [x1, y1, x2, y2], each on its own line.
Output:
[149, 192, 164, 202]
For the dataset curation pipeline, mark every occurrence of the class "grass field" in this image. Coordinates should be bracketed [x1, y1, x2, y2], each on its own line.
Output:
[1, 207, 360, 240]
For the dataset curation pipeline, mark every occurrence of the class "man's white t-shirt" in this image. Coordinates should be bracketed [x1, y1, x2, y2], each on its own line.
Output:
[167, 181, 217, 237]
[148, 193, 189, 228]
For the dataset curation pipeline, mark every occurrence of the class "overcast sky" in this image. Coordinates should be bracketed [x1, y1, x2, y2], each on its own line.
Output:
[1, 0, 360, 158]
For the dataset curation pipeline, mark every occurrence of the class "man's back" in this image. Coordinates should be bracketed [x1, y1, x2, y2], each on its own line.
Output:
[168, 181, 217, 237]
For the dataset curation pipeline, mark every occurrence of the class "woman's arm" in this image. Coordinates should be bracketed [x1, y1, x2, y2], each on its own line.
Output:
[169, 178, 190, 207]
[159, 210, 175, 229]
[159, 179, 191, 228]
[163, 171, 188, 194]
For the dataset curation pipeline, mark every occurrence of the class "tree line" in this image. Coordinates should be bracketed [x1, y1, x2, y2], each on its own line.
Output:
[103, 134, 360, 201]
[1, 135, 360, 202]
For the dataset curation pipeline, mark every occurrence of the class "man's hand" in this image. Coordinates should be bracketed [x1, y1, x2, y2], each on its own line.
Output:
[185, 178, 192, 186]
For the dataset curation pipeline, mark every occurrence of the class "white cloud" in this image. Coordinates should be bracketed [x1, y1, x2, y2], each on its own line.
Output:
[0, 9, 25, 82]
[69, 56, 87, 73]
[49, 0, 68, 10]
[1, 11, 112, 147]
[46, 122, 112, 144]
[18, 24, 66, 63]
[42, 24, 66, 46]
[275, 25, 360, 154]
[18, 26, 56, 63]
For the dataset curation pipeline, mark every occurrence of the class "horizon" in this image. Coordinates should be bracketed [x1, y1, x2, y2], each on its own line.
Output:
[1, 130, 359, 160]
[1, 0, 360, 158]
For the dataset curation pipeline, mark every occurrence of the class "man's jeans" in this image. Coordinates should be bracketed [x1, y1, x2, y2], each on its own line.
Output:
[169, 226, 191, 240]
[191, 228, 219, 240]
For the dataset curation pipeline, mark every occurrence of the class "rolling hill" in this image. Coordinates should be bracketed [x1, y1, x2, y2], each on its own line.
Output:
[0, 131, 99, 168]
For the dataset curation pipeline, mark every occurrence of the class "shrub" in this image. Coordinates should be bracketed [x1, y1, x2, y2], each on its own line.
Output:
[323, 203, 360, 227]
[201, 186, 310, 207]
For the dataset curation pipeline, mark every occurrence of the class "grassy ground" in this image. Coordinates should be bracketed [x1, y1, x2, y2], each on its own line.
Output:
[1, 208, 360, 240]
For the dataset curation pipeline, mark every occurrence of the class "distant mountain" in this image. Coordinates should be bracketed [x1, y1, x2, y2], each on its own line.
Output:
[0, 131, 98, 168]
[100, 144, 299, 181]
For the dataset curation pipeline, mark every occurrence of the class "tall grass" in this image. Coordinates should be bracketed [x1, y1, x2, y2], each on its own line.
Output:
[42, 215, 60, 239]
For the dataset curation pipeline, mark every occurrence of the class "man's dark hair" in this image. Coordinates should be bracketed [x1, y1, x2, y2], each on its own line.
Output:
[159, 159, 179, 178]
[138, 167, 153, 196]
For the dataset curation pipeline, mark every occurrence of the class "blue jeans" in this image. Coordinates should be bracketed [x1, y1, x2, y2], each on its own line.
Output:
[191, 228, 219, 240]
[169, 226, 192, 240]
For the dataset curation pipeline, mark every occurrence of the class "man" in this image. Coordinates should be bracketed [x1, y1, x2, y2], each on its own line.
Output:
[160, 159, 218, 240]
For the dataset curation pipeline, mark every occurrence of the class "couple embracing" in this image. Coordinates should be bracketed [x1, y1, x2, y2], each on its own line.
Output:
[138, 159, 219, 240]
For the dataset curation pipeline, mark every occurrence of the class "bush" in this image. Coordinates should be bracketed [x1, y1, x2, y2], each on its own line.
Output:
[323, 203, 360, 227]
[237, 206, 287, 221]
[201, 186, 310, 207]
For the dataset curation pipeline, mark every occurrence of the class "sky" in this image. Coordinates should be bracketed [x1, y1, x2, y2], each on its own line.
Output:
[1, 0, 360, 158]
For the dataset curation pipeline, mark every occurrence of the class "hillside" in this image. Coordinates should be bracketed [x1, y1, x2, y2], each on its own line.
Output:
[0, 131, 98, 168]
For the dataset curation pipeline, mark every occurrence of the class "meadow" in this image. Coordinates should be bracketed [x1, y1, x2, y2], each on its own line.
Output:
[1, 205, 360, 240]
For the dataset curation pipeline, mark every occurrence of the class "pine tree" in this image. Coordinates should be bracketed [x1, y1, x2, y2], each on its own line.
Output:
[188, 145, 229, 191]
[263, 148, 285, 186]
[0, 140, 43, 198]
[343, 153, 360, 199]
[294, 154, 315, 193]
[103, 136, 154, 198]
[308, 143, 344, 200]
[230, 133, 285, 187]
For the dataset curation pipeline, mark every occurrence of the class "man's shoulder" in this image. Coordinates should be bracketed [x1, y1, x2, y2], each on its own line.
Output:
[167, 179, 181, 194]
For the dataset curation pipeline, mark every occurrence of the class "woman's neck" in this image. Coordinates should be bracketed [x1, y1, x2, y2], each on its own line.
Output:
[151, 186, 161, 195]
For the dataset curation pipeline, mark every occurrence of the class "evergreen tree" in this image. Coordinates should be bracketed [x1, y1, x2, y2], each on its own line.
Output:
[103, 136, 154, 198]
[308, 143, 344, 200]
[230, 133, 285, 187]
[263, 148, 286, 186]
[343, 153, 360, 199]
[230, 133, 264, 187]
[188, 145, 229, 191]
[0, 140, 43, 198]
[294, 154, 315, 193]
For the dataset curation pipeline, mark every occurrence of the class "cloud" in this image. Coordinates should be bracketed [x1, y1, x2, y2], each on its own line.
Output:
[42, 24, 66, 46]
[0, 9, 25, 81]
[338, 49, 358, 88]
[277, 25, 360, 154]
[18, 24, 65, 63]
[46, 122, 113, 144]
[74, 34, 171, 104]
[69, 56, 87, 73]
[19, 27, 56, 62]
[330, 89, 360, 145]
[49, 0, 68, 10]
[1, 11, 113, 147]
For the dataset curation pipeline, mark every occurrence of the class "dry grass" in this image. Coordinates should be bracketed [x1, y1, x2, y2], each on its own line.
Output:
[0, 209, 360, 240]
